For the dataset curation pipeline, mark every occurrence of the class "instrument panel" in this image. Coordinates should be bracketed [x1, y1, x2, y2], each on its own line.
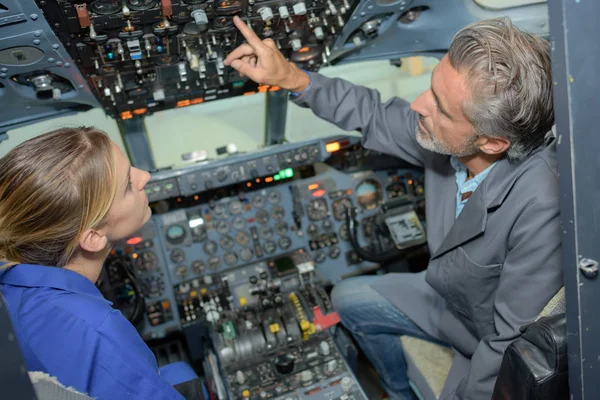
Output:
[106, 135, 425, 341]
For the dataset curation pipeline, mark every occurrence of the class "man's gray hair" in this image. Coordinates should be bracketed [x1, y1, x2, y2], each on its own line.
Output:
[448, 17, 554, 161]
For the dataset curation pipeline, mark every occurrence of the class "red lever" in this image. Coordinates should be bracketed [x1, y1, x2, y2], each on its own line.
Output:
[161, 0, 173, 17]
[312, 306, 340, 330]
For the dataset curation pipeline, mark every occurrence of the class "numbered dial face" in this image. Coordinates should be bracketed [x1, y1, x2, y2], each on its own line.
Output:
[356, 179, 382, 210]
[332, 198, 353, 221]
[166, 225, 186, 244]
[307, 198, 329, 221]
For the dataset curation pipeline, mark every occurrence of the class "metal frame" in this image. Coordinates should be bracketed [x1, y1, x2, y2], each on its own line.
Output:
[117, 116, 156, 172]
[264, 89, 289, 146]
[549, 1, 600, 399]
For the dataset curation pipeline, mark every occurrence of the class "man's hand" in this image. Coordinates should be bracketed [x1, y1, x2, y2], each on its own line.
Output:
[224, 16, 311, 92]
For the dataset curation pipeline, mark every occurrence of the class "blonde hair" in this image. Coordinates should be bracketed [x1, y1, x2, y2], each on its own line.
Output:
[0, 127, 118, 268]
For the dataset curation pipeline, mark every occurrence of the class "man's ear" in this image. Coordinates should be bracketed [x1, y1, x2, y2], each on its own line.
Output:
[478, 136, 511, 156]
[79, 228, 108, 253]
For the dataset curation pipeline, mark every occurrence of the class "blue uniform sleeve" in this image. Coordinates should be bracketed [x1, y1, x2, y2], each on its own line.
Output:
[19, 294, 183, 400]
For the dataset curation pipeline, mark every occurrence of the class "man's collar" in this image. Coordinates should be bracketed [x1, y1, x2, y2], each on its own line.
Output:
[0, 264, 105, 299]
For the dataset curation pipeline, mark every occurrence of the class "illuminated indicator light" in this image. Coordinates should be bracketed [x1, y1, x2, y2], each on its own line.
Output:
[305, 388, 322, 396]
[308, 183, 319, 190]
[273, 175, 281, 181]
[107, 52, 115, 60]
[194, 195, 199, 200]
[245, 204, 251, 210]
[408, 179, 413, 185]
[133, 108, 147, 115]
[232, 81, 245, 88]
[205, 215, 211, 222]
[243, 91, 256, 96]
[177, 197, 182, 203]
[265, 177, 273, 183]
[200, 288, 207, 295]
[162, 300, 170, 309]
[124, 247, 132, 254]
[258, 85, 269, 93]
[132, 253, 139, 259]
[190, 97, 204, 104]
[299, 46, 310, 53]
[346, 189, 353, 195]
[325, 141, 341, 152]
[110, 249, 117, 256]
[242, 390, 250, 398]
[284, 168, 294, 178]
[176, 99, 190, 107]
[312, 189, 326, 197]
[127, 236, 143, 245]
[120, 111, 133, 120]
[247, 218, 255, 223]
[269, 86, 280, 91]
[255, 178, 261, 183]
[246, 182, 252, 187]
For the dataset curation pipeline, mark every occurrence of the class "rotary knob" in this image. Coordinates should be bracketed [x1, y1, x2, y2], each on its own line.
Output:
[275, 353, 295, 375]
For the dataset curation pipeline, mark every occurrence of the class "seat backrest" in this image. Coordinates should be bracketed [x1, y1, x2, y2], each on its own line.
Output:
[536, 287, 566, 320]
[0, 294, 92, 400]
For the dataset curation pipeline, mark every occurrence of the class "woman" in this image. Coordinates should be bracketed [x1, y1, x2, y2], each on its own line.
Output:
[0, 127, 183, 399]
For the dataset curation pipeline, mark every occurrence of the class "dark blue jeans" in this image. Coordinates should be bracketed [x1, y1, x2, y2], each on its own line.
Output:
[331, 275, 448, 400]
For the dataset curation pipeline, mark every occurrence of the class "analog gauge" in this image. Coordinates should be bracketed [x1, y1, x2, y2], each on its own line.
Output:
[170, 248, 185, 263]
[252, 195, 265, 209]
[271, 206, 285, 220]
[386, 182, 407, 198]
[314, 251, 326, 264]
[412, 177, 425, 196]
[191, 224, 207, 243]
[260, 225, 273, 238]
[223, 252, 238, 266]
[307, 198, 329, 221]
[263, 240, 277, 254]
[174, 265, 188, 278]
[275, 221, 288, 236]
[140, 276, 164, 298]
[239, 247, 254, 262]
[322, 219, 333, 231]
[229, 200, 243, 215]
[356, 179, 382, 210]
[232, 217, 246, 230]
[90, 0, 121, 15]
[203, 240, 218, 255]
[235, 231, 251, 247]
[332, 198, 353, 221]
[126, 0, 157, 10]
[166, 224, 186, 244]
[135, 250, 158, 272]
[307, 223, 318, 237]
[267, 191, 281, 204]
[191, 260, 205, 274]
[256, 209, 270, 224]
[278, 236, 292, 250]
[213, 204, 228, 219]
[208, 256, 221, 270]
[328, 246, 341, 259]
[219, 235, 234, 249]
[216, 220, 229, 235]
[338, 223, 349, 241]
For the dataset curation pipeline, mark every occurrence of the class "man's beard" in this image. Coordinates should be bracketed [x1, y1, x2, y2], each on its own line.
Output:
[415, 117, 479, 157]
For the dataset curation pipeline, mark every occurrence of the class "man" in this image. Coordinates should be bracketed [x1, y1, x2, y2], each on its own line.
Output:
[224, 16, 561, 400]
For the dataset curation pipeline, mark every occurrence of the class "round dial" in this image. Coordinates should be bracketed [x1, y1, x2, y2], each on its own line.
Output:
[192, 260, 205, 274]
[216, 220, 229, 235]
[135, 250, 158, 272]
[208, 256, 221, 270]
[224, 252, 238, 266]
[386, 182, 407, 198]
[170, 248, 185, 263]
[90, 0, 121, 15]
[271, 206, 285, 220]
[213, 204, 228, 219]
[140, 276, 164, 298]
[328, 246, 341, 259]
[260, 225, 273, 238]
[267, 191, 281, 204]
[256, 209, 270, 224]
[356, 179, 382, 210]
[278, 236, 292, 250]
[235, 231, 251, 247]
[332, 198, 353, 221]
[203, 240, 218, 255]
[219, 235, 234, 249]
[126, 0, 157, 11]
[338, 223, 349, 241]
[166, 224, 186, 244]
[174, 265, 188, 278]
[239, 247, 254, 262]
[252, 195, 265, 208]
[232, 217, 246, 230]
[275, 221, 288, 236]
[229, 200, 243, 215]
[263, 240, 277, 254]
[307, 198, 329, 221]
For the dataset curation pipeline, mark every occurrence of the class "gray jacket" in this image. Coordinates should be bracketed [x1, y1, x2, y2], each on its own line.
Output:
[292, 73, 562, 400]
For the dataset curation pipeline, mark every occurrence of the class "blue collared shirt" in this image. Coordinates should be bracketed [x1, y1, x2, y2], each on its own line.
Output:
[450, 157, 497, 218]
[0, 264, 183, 400]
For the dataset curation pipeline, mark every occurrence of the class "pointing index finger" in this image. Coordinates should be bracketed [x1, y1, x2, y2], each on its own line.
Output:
[233, 16, 265, 53]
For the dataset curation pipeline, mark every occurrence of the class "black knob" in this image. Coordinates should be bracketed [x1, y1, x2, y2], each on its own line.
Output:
[249, 275, 258, 284]
[259, 271, 269, 280]
[275, 354, 295, 375]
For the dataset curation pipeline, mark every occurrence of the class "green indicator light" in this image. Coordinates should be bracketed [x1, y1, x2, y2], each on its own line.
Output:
[232, 81, 245, 88]
[274, 175, 281, 181]
[285, 168, 294, 178]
